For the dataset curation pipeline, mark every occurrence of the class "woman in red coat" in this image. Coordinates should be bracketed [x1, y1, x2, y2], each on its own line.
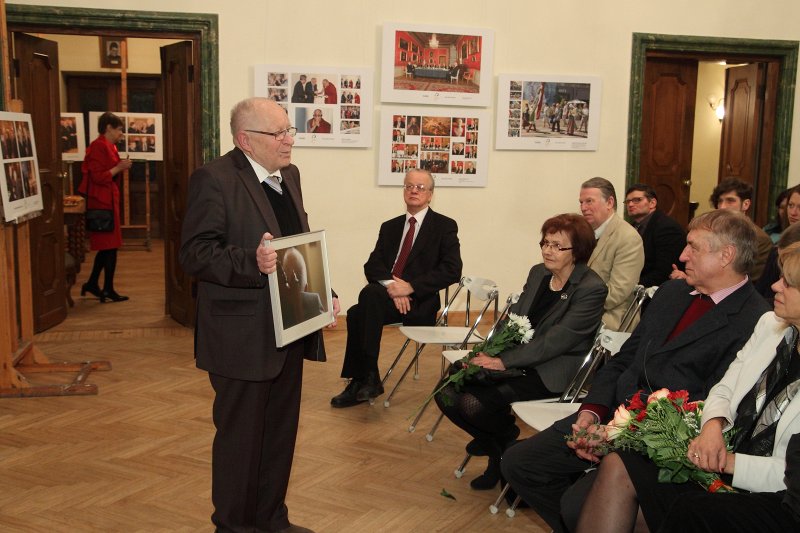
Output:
[77, 112, 133, 303]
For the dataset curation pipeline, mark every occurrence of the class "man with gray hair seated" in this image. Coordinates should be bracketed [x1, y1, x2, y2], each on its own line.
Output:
[501, 209, 770, 533]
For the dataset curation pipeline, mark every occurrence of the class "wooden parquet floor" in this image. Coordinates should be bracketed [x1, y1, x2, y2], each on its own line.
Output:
[1, 242, 549, 532]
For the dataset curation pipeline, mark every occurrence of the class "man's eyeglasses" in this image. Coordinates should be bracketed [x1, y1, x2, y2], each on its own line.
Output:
[403, 184, 431, 192]
[624, 196, 648, 205]
[539, 240, 573, 252]
[245, 127, 298, 142]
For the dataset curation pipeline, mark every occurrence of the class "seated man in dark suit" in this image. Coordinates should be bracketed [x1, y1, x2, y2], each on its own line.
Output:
[500, 209, 770, 532]
[624, 183, 685, 287]
[331, 169, 462, 408]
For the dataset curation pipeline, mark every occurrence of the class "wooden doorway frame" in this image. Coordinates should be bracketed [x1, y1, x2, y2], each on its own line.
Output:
[1, 4, 219, 163]
[626, 33, 798, 221]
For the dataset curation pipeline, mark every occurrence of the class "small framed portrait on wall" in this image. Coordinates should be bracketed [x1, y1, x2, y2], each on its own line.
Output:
[100, 37, 126, 68]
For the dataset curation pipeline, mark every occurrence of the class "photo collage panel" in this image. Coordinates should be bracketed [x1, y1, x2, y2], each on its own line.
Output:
[390, 113, 480, 176]
[1, 120, 37, 202]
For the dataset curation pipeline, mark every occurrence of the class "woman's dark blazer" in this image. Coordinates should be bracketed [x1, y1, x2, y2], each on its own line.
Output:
[498, 262, 608, 393]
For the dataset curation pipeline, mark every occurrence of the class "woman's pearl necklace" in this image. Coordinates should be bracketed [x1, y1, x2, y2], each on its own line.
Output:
[549, 276, 562, 292]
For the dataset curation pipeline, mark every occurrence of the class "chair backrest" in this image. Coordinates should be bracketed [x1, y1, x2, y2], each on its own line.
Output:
[435, 276, 500, 349]
[481, 292, 520, 344]
[616, 284, 653, 333]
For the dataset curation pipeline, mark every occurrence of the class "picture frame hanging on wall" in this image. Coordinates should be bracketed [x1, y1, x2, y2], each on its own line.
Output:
[495, 74, 602, 151]
[88, 111, 163, 161]
[378, 105, 491, 187]
[254, 65, 373, 148]
[380, 22, 494, 108]
[60, 113, 86, 162]
[0, 112, 42, 222]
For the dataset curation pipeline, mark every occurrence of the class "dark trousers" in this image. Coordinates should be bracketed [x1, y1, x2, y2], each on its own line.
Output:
[340, 283, 434, 379]
[500, 419, 592, 533]
[208, 342, 304, 532]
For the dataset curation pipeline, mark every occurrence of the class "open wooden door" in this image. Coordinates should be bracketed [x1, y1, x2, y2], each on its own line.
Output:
[719, 63, 775, 225]
[638, 57, 698, 226]
[161, 41, 197, 327]
[12, 33, 65, 332]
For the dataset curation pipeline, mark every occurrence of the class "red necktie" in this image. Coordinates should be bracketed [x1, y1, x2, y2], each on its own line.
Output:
[392, 217, 417, 278]
[667, 294, 715, 341]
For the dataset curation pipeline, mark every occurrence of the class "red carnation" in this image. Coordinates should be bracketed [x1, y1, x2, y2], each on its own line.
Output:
[636, 410, 647, 422]
[628, 390, 646, 411]
[668, 389, 689, 406]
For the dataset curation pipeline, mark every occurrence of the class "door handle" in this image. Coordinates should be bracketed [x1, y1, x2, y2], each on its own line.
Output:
[682, 179, 692, 187]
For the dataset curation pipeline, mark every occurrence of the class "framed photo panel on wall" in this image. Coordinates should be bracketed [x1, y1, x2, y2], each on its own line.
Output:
[381, 22, 494, 107]
[266, 230, 334, 348]
[88, 111, 164, 161]
[495, 74, 602, 151]
[378, 106, 490, 187]
[254, 65, 373, 148]
[60, 113, 86, 162]
[0, 112, 42, 222]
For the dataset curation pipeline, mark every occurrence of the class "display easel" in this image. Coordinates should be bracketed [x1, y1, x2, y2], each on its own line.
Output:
[0, 1, 111, 398]
[118, 40, 152, 251]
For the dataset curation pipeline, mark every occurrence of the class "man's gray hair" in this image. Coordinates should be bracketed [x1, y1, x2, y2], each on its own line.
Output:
[688, 209, 756, 275]
[581, 177, 617, 210]
[230, 97, 269, 139]
[406, 169, 435, 191]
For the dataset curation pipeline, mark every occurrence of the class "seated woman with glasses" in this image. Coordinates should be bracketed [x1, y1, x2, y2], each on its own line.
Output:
[575, 241, 800, 533]
[435, 213, 608, 490]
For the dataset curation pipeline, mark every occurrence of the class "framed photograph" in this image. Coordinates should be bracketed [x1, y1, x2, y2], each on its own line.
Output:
[254, 65, 373, 148]
[88, 111, 163, 161]
[60, 113, 86, 162]
[267, 230, 334, 348]
[381, 22, 494, 107]
[100, 37, 125, 69]
[378, 105, 491, 187]
[0, 112, 42, 223]
[495, 74, 602, 151]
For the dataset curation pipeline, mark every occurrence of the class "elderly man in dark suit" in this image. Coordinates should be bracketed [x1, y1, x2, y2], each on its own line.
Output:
[624, 183, 685, 287]
[331, 169, 462, 408]
[180, 97, 338, 533]
[500, 209, 770, 533]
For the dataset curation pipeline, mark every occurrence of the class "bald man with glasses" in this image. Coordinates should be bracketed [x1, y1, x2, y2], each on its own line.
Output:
[181, 97, 338, 533]
[331, 169, 463, 408]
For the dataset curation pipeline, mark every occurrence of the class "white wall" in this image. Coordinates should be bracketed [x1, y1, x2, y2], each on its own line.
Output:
[13, 0, 800, 308]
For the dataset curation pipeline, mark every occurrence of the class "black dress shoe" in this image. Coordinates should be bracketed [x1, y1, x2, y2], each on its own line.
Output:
[470, 455, 501, 490]
[355, 371, 384, 401]
[331, 380, 365, 408]
[102, 290, 130, 303]
[80, 283, 103, 299]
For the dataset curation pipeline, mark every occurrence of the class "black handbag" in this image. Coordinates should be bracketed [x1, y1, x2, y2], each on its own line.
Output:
[467, 367, 527, 386]
[85, 208, 114, 232]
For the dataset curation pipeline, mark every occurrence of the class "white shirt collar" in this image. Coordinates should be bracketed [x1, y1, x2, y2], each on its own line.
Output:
[244, 153, 283, 193]
[594, 212, 614, 239]
[407, 206, 429, 225]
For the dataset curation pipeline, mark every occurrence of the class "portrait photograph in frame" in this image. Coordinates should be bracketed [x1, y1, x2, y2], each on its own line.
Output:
[88, 111, 164, 161]
[60, 113, 86, 162]
[100, 36, 125, 69]
[0, 112, 42, 223]
[378, 105, 490, 188]
[381, 22, 494, 107]
[267, 230, 333, 348]
[254, 64, 373, 148]
[495, 74, 602, 151]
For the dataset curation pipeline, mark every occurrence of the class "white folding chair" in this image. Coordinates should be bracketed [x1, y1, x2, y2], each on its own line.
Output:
[487, 285, 658, 517]
[381, 276, 499, 408]
[411, 292, 521, 437]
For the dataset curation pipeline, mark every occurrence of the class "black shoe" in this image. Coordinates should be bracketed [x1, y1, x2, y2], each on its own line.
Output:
[80, 283, 103, 299]
[470, 456, 501, 490]
[331, 380, 365, 408]
[355, 371, 384, 401]
[102, 290, 129, 303]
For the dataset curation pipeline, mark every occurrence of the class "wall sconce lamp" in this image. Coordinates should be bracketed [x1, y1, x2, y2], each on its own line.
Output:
[707, 95, 725, 122]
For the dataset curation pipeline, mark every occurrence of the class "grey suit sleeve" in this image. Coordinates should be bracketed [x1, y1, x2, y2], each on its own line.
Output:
[179, 166, 265, 288]
[499, 276, 608, 369]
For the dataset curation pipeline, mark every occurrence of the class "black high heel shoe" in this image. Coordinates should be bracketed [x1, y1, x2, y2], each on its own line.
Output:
[102, 290, 129, 303]
[80, 283, 103, 299]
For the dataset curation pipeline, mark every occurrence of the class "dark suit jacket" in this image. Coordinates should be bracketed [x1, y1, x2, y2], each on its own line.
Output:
[363, 209, 462, 324]
[179, 147, 324, 382]
[499, 263, 608, 392]
[554, 278, 769, 431]
[637, 209, 686, 287]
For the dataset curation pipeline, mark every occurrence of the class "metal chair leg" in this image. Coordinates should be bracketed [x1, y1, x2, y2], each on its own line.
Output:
[384, 343, 425, 408]
[454, 453, 471, 478]
[505, 496, 521, 518]
[489, 483, 510, 514]
[425, 412, 445, 441]
[382, 338, 411, 385]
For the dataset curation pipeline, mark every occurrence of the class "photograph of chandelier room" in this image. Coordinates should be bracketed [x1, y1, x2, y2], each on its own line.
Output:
[378, 105, 490, 187]
[381, 22, 494, 107]
[0, 112, 42, 223]
[495, 74, 602, 151]
[88, 111, 164, 161]
[266, 230, 333, 348]
[254, 65, 373, 147]
[60, 113, 86, 162]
